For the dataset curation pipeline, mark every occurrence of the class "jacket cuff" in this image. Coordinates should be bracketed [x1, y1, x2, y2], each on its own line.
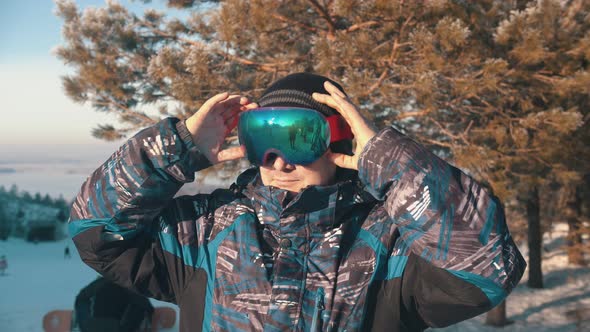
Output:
[140, 117, 211, 183]
[175, 118, 197, 149]
[173, 118, 212, 173]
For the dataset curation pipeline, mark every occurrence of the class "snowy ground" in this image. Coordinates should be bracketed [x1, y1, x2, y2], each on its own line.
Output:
[0, 235, 178, 332]
[0, 223, 588, 331]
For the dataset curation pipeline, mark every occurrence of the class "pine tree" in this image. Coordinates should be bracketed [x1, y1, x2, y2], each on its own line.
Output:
[9, 184, 18, 197]
[56, 209, 68, 223]
[56, 0, 589, 322]
[55, 195, 69, 210]
[22, 191, 33, 202]
[0, 202, 8, 240]
[488, 0, 590, 286]
[42, 194, 54, 206]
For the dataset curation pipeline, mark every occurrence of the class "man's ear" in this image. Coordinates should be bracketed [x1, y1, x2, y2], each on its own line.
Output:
[329, 140, 354, 156]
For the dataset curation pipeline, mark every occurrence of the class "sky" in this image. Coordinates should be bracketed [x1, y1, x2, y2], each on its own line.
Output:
[0, 0, 182, 155]
[0, 1, 217, 199]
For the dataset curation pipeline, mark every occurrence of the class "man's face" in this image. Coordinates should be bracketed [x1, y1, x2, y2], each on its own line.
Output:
[259, 151, 337, 193]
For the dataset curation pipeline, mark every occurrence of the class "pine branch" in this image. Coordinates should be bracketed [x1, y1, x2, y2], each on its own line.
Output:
[306, 0, 336, 40]
[346, 21, 380, 33]
[365, 15, 414, 96]
[431, 118, 464, 142]
[271, 13, 318, 33]
[460, 94, 516, 120]
[421, 137, 454, 149]
[142, 21, 295, 73]
[395, 107, 434, 120]
[533, 73, 561, 84]
[93, 99, 155, 125]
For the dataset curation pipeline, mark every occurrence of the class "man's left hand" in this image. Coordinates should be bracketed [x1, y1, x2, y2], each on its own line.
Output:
[312, 81, 378, 170]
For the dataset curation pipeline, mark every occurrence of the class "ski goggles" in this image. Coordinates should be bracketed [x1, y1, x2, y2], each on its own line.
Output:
[238, 107, 353, 165]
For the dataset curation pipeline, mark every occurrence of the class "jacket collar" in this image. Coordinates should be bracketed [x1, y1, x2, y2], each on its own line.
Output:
[233, 167, 375, 233]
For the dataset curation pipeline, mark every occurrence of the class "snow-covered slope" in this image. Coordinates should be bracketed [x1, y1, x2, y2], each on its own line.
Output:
[0, 236, 178, 332]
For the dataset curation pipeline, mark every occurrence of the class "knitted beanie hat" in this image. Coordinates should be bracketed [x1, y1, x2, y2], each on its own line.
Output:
[258, 73, 354, 156]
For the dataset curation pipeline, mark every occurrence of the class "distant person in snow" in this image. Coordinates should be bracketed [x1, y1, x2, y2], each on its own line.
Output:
[69, 73, 526, 331]
[0, 255, 7, 276]
[64, 245, 71, 259]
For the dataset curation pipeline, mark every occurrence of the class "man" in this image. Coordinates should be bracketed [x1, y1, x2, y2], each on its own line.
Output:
[69, 73, 526, 331]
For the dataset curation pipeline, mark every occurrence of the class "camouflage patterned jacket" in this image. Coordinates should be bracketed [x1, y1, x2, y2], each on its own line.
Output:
[69, 117, 526, 332]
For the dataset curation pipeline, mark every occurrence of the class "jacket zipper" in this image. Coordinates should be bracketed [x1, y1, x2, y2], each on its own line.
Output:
[310, 287, 325, 332]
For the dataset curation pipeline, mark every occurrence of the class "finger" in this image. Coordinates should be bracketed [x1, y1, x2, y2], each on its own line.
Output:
[219, 96, 250, 116]
[312, 93, 342, 112]
[241, 102, 259, 110]
[327, 151, 358, 170]
[324, 83, 354, 112]
[239, 96, 252, 105]
[220, 95, 248, 106]
[324, 81, 347, 99]
[314, 90, 367, 129]
[217, 145, 246, 162]
[313, 93, 354, 132]
[223, 102, 258, 130]
[312, 93, 356, 124]
[323, 82, 358, 117]
[222, 101, 257, 122]
[219, 95, 252, 111]
[200, 92, 230, 113]
[217, 95, 245, 112]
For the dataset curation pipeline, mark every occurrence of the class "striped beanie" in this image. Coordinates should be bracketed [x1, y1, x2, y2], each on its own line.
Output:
[258, 73, 354, 156]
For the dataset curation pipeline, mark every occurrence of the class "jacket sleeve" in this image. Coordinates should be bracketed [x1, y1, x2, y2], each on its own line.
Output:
[68, 117, 213, 304]
[357, 127, 527, 328]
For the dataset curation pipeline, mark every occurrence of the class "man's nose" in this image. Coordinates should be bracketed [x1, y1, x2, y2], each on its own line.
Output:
[268, 154, 295, 171]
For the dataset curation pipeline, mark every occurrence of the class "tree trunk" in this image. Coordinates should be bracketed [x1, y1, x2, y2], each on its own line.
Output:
[485, 300, 513, 326]
[526, 185, 544, 288]
[565, 185, 586, 266]
[567, 218, 586, 266]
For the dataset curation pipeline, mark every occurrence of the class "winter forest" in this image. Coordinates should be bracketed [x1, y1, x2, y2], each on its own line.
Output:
[1, 0, 589, 331]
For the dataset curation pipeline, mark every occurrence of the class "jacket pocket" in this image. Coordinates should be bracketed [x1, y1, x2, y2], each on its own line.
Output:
[310, 287, 325, 332]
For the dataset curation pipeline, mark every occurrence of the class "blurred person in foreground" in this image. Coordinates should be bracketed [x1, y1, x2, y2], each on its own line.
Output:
[69, 73, 526, 331]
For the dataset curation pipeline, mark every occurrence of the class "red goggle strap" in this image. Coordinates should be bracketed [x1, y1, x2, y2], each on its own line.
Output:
[326, 115, 354, 143]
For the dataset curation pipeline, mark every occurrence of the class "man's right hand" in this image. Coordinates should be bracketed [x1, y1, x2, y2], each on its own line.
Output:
[185, 92, 257, 164]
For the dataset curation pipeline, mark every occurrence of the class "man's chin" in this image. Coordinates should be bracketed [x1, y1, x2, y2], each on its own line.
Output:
[272, 180, 302, 193]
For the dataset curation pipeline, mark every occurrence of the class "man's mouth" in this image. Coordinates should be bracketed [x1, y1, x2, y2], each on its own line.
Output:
[273, 178, 297, 183]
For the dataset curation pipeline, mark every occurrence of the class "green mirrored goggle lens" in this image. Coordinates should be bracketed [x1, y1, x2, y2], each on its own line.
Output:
[238, 107, 331, 165]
